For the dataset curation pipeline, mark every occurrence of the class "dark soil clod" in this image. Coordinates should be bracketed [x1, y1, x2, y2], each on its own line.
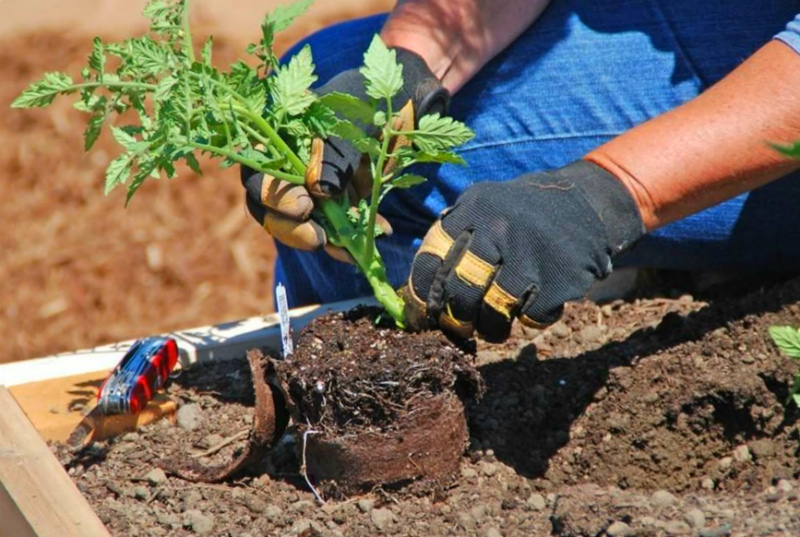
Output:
[272, 307, 482, 494]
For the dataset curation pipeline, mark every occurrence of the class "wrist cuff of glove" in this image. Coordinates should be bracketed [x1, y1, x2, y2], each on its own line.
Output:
[562, 160, 646, 255]
[393, 47, 451, 121]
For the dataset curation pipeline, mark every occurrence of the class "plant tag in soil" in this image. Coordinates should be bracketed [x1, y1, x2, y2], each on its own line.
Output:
[276, 283, 293, 358]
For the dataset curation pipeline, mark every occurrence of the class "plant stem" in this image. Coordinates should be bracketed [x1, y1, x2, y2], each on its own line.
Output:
[204, 79, 406, 326]
[365, 98, 393, 264]
[318, 199, 405, 327]
[188, 141, 304, 183]
[232, 104, 307, 175]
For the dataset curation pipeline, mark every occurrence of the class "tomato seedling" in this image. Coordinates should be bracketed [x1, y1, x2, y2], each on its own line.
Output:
[768, 324, 800, 407]
[12, 0, 474, 327]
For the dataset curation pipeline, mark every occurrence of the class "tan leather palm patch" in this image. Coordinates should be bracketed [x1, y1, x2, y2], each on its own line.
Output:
[519, 314, 553, 329]
[304, 138, 328, 199]
[384, 100, 415, 174]
[417, 220, 454, 260]
[261, 175, 313, 220]
[483, 282, 519, 319]
[454, 251, 495, 289]
[438, 311, 475, 339]
[264, 212, 325, 251]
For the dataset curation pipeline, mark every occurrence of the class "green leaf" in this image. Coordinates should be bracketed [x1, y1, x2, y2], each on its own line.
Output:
[142, 0, 168, 20]
[12, 72, 75, 108]
[772, 141, 800, 160]
[352, 137, 381, 157]
[84, 112, 105, 151]
[111, 126, 149, 154]
[391, 173, 427, 189]
[272, 44, 317, 116]
[415, 150, 467, 166]
[330, 120, 367, 142]
[126, 165, 154, 206]
[373, 111, 387, 127]
[260, 0, 315, 69]
[201, 36, 213, 66]
[303, 101, 338, 137]
[130, 36, 171, 76]
[155, 75, 178, 101]
[105, 154, 133, 194]
[769, 326, 800, 359]
[411, 114, 475, 152]
[318, 92, 375, 124]
[184, 152, 202, 174]
[269, 0, 315, 33]
[360, 35, 403, 101]
[88, 37, 105, 77]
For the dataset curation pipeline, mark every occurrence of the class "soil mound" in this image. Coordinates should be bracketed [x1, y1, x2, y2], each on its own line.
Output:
[470, 277, 800, 494]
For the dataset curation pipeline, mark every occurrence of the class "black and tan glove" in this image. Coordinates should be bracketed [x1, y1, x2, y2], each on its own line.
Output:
[241, 47, 449, 262]
[404, 161, 645, 342]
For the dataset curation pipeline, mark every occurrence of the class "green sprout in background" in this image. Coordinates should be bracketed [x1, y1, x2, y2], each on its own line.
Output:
[12, 0, 474, 328]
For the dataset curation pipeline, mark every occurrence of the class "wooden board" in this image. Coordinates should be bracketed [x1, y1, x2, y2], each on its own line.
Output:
[8, 371, 106, 443]
[0, 387, 110, 537]
[0, 296, 373, 388]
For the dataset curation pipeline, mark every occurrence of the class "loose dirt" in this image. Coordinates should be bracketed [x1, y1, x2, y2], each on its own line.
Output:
[54, 276, 800, 536]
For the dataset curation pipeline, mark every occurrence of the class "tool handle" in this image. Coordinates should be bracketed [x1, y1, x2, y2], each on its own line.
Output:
[97, 337, 179, 414]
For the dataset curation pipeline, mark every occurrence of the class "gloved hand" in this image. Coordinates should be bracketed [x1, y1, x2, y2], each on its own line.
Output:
[404, 160, 645, 342]
[241, 47, 449, 261]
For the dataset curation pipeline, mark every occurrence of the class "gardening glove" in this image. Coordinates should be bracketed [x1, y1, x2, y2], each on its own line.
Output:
[404, 160, 645, 342]
[242, 47, 450, 262]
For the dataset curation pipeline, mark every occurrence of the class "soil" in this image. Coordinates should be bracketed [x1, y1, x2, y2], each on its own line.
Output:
[54, 276, 800, 536]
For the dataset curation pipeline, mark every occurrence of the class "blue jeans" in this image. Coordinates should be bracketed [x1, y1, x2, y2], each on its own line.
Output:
[275, 0, 800, 308]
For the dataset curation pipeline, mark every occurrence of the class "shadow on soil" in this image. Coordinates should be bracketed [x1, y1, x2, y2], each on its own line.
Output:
[468, 276, 800, 479]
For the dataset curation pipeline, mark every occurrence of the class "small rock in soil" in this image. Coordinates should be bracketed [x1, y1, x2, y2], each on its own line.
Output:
[485, 528, 503, 537]
[133, 486, 148, 500]
[457, 511, 477, 532]
[777, 479, 793, 493]
[527, 493, 546, 511]
[606, 521, 634, 537]
[244, 495, 267, 514]
[482, 462, 499, 477]
[357, 498, 375, 513]
[371, 507, 397, 532]
[662, 520, 691, 535]
[182, 490, 202, 512]
[699, 523, 732, 537]
[145, 468, 167, 485]
[176, 403, 203, 431]
[650, 489, 678, 508]
[733, 444, 752, 463]
[184, 510, 214, 535]
[684, 508, 706, 529]
[264, 505, 283, 523]
[748, 439, 776, 459]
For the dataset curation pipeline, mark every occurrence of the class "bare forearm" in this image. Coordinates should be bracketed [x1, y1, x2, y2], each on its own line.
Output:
[381, 0, 552, 93]
[586, 40, 800, 231]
